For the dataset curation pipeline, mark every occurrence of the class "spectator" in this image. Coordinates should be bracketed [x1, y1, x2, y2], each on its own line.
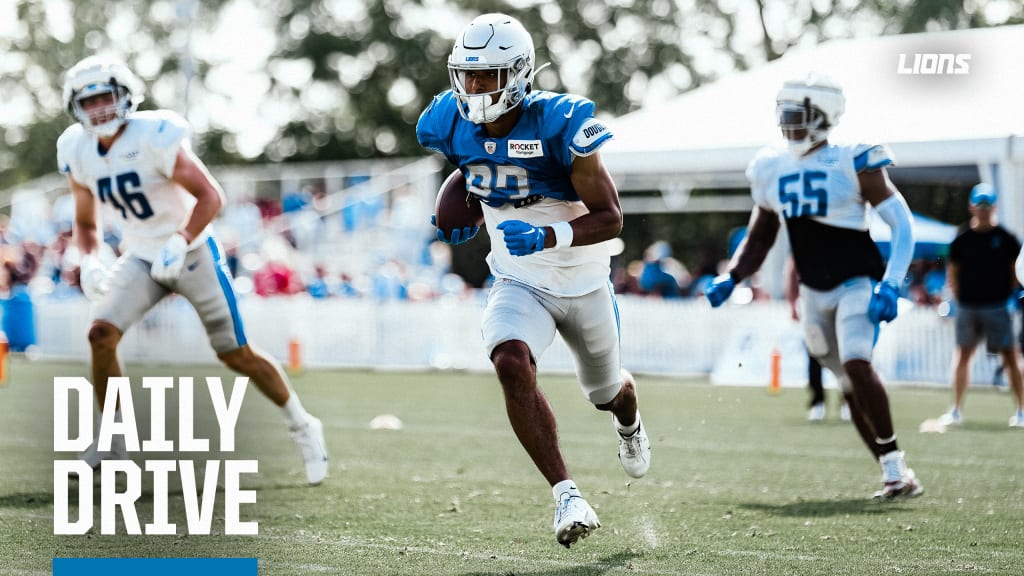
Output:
[937, 184, 1024, 428]
[638, 241, 689, 298]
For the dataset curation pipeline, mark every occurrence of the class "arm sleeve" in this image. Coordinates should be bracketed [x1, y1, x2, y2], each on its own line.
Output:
[875, 193, 914, 287]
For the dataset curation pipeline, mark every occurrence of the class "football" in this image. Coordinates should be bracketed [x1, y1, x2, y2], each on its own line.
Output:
[433, 169, 483, 234]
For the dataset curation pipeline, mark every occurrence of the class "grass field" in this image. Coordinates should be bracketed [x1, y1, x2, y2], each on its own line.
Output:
[2, 357, 1023, 575]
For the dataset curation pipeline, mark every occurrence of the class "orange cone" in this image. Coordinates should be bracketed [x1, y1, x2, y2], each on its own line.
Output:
[769, 347, 782, 394]
[287, 337, 303, 374]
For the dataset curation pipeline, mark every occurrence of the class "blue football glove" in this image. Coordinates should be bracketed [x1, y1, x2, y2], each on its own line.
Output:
[704, 273, 736, 308]
[497, 220, 546, 256]
[430, 215, 479, 246]
[867, 280, 900, 324]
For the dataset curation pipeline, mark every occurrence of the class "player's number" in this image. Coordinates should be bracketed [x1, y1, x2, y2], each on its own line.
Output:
[97, 171, 154, 220]
[465, 164, 531, 203]
[778, 170, 828, 218]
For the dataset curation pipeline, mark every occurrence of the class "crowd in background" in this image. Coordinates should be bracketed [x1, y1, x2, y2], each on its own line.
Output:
[0, 185, 953, 309]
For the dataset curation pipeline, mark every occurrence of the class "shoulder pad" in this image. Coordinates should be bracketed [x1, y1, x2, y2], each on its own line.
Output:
[136, 110, 191, 152]
[56, 124, 86, 175]
[416, 91, 459, 158]
[745, 147, 783, 184]
[570, 117, 612, 156]
[853, 144, 894, 172]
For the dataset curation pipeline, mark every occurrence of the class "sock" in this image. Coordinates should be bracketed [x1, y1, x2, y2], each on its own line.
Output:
[552, 479, 581, 502]
[281, 394, 308, 429]
[875, 435, 898, 455]
[615, 411, 641, 437]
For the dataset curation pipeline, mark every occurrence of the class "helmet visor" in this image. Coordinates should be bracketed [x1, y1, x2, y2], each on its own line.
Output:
[776, 102, 810, 130]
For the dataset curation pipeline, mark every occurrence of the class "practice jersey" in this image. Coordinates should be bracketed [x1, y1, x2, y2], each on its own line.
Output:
[57, 110, 211, 261]
[417, 90, 614, 297]
[746, 143, 892, 291]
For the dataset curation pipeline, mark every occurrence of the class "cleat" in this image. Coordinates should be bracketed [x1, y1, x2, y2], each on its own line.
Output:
[79, 434, 128, 471]
[873, 450, 923, 500]
[807, 402, 826, 421]
[936, 408, 962, 427]
[553, 493, 600, 548]
[290, 414, 329, 485]
[839, 402, 852, 422]
[616, 418, 651, 478]
[1010, 410, 1024, 428]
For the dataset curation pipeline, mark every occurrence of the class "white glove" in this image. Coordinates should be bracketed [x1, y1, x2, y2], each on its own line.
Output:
[79, 254, 111, 301]
[150, 233, 189, 283]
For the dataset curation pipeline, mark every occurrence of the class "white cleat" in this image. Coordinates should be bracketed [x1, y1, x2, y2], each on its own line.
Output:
[290, 414, 329, 485]
[937, 408, 963, 427]
[553, 492, 600, 548]
[79, 435, 128, 470]
[616, 418, 651, 479]
[839, 402, 852, 422]
[807, 402, 826, 421]
[1009, 410, 1024, 428]
[873, 450, 924, 500]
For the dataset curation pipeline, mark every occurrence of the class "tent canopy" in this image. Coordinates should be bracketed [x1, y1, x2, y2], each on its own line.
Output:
[604, 25, 1024, 174]
[601, 24, 1024, 243]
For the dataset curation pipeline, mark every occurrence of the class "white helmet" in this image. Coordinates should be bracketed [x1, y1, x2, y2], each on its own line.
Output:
[62, 56, 144, 137]
[775, 73, 845, 156]
[447, 13, 540, 124]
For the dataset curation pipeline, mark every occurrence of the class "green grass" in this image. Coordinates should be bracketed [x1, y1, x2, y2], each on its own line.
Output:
[2, 357, 1024, 575]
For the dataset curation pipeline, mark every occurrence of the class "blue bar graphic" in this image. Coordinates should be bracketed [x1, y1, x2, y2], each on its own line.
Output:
[53, 558, 257, 575]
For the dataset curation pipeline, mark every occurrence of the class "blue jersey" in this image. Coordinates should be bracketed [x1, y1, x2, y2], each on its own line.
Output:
[417, 90, 612, 207]
[416, 90, 615, 296]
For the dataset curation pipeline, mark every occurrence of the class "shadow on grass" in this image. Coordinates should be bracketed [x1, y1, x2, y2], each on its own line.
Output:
[461, 550, 642, 576]
[0, 491, 53, 508]
[739, 498, 915, 517]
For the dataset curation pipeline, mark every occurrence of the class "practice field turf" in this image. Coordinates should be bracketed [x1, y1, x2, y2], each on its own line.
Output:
[2, 357, 1023, 575]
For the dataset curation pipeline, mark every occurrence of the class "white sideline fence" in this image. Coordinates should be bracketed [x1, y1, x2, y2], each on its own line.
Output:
[25, 296, 1004, 388]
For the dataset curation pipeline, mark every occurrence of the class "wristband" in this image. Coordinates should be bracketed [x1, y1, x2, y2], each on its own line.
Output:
[551, 221, 574, 250]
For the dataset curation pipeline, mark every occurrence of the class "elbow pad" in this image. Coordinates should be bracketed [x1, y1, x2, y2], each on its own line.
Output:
[875, 194, 914, 287]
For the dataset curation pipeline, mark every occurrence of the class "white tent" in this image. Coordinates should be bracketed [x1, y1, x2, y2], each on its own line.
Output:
[603, 24, 1024, 232]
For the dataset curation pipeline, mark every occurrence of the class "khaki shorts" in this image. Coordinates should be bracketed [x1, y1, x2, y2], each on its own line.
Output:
[956, 303, 1014, 352]
[94, 237, 247, 353]
[482, 278, 623, 405]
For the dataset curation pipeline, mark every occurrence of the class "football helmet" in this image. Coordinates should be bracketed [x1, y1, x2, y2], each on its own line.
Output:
[448, 13, 540, 124]
[62, 56, 144, 137]
[775, 73, 845, 156]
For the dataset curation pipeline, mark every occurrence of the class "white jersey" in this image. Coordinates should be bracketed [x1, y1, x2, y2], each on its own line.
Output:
[746, 142, 894, 290]
[57, 110, 211, 261]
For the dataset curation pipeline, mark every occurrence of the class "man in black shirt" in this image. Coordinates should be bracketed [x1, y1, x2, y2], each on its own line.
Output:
[938, 183, 1024, 428]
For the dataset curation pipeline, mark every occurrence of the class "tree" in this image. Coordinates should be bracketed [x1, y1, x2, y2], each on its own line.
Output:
[2, 0, 1019, 192]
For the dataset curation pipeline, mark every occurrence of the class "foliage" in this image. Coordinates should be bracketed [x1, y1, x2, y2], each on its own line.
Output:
[4, 0, 1018, 191]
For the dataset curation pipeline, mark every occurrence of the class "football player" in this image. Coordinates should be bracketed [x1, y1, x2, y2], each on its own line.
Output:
[705, 74, 922, 499]
[57, 56, 328, 485]
[416, 14, 650, 548]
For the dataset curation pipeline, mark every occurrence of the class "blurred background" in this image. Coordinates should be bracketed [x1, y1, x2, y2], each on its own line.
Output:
[1, 0, 1023, 386]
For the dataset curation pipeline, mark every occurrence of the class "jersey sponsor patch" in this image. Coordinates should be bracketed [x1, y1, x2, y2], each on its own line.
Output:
[572, 118, 610, 151]
[508, 140, 543, 158]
